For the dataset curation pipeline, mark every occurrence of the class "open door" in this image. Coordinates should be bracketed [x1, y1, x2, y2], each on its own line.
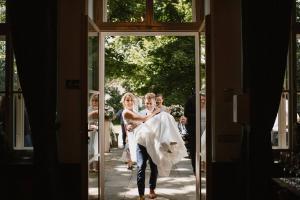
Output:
[86, 18, 102, 199]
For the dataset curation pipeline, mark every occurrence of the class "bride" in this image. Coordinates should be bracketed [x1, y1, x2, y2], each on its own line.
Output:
[121, 92, 188, 176]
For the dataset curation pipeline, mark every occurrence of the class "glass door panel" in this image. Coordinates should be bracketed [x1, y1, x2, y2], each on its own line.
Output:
[199, 31, 206, 199]
[88, 25, 100, 199]
[88, 0, 94, 20]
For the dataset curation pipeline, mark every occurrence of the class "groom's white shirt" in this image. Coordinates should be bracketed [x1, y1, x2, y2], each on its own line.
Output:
[139, 109, 147, 116]
[139, 108, 154, 116]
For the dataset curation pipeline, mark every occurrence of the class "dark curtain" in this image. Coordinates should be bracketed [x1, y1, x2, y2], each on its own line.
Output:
[8, 1, 58, 200]
[242, 0, 292, 199]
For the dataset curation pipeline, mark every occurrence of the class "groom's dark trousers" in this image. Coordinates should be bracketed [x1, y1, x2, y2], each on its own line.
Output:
[136, 144, 158, 196]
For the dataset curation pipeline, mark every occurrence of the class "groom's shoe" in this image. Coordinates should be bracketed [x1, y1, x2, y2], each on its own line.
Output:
[137, 196, 145, 200]
[149, 189, 157, 199]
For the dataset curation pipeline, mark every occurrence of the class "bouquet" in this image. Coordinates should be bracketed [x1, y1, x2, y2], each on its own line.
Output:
[104, 105, 115, 120]
[169, 104, 184, 120]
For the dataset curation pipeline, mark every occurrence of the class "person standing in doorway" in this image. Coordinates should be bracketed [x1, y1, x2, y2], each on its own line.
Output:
[116, 109, 126, 148]
[121, 92, 160, 199]
[88, 94, 99, 172]
[184, 93, 196, 174]
[155, 93, 168, 112]
[122, 92, 187, 199]
[184, 92, 207, 174]
[137, 93, 158, 199]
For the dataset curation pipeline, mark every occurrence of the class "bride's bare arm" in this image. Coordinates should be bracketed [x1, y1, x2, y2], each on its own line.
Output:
[124, 108, 160, 122]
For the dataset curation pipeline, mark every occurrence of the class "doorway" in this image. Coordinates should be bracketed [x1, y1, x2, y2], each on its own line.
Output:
[94, 32, 203, 199]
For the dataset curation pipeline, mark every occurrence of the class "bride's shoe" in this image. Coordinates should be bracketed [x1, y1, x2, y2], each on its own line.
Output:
[160, 142, 178, 153]
[160, 142, 171, 153]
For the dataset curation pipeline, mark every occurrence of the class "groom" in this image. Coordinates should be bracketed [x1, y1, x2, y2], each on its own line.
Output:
[136, 92, 158, 200]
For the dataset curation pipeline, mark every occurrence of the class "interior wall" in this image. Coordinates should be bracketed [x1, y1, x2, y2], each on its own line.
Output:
[210, 0, 242, 162]
[58, 0, 85, 163]
[208, 0, 242, 199]
[57, 0, 87, 199]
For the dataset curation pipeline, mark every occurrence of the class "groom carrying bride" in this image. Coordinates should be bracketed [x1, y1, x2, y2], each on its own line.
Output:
[121, 92, 188, 200]
[137, 93, 159, 199]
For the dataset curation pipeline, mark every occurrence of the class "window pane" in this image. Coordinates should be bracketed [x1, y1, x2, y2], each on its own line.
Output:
[154, 0, 193, 23]
[104, 0, 146, 22]
[13, 93, 33, 149]
[272, 92, 289, 149]
[13, 57, 20, 91]
[23, 108, 32, 147]
[88, 36, 99, 91]
[297, 35, 300, 118]
[296, 35, 300, 91]
[0, 94, 6, 151]
[0, 0, 5, 23]
[297, 0, 300, 23]
[88, 0, 94, 20]
[0, 36, 5, 92]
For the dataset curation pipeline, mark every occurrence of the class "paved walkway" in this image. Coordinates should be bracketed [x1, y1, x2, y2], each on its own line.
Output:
[89, 125, 206, 200]
[107, 148, 196, 200]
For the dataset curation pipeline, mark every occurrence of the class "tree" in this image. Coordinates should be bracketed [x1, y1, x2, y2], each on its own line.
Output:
[154, 0, 192, 22]
[104, 0, 203, 106]
[105, 36, 197, 106]
[105, 85, 123, 113]
[106, 0, 145, 22]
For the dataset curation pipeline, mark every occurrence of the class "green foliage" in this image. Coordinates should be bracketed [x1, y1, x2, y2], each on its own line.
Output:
[105, 85, 123, 114]
[154, 0, 192, 22]
[104, 0, 202, 106]
[107, 0, 145, 22]
[105, 36, 196, 106]
[0, 0, 5, 23]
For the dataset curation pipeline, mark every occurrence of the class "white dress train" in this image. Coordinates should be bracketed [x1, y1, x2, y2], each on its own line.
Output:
[134, 112, 188, 176]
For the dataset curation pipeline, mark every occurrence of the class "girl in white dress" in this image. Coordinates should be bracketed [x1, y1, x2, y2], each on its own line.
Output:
[121, 92, 188, 176]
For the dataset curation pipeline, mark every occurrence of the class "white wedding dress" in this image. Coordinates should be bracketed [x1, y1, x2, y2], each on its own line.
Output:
[134, 112, 188, 176]
[122, 109, 138, 162]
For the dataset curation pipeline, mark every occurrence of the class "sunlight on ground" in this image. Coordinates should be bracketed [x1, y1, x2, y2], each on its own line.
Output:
[173, 167, 191, 172]
[159, 176, 195, 183]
